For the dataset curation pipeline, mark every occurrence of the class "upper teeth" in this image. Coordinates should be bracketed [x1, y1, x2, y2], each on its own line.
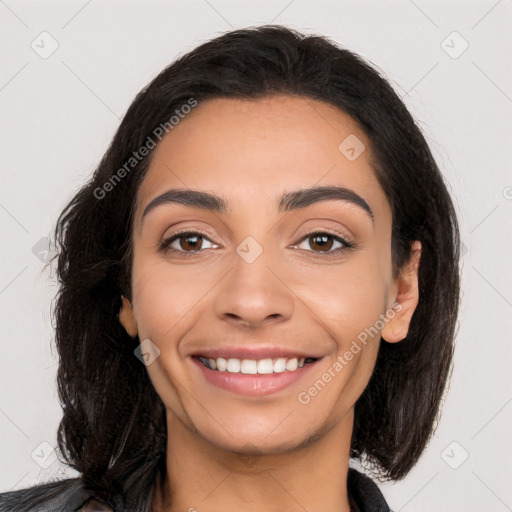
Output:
[200, 357, 306, 374]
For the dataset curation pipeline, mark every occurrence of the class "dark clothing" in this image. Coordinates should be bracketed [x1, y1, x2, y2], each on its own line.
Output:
[0, 468, 391, 511]
[347, 468, 391, 512]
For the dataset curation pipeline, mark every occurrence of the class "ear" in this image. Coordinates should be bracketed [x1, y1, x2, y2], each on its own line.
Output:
[381, 240, 422, 343]
[119, 295, 138, 338]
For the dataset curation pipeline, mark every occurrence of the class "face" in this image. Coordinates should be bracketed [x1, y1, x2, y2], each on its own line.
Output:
[120, 94, 419, 455]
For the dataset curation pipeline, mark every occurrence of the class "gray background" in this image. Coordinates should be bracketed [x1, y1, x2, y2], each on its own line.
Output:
[1, 1, 511, 510]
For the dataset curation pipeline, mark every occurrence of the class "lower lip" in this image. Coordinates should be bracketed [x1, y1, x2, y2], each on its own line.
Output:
[192, 357, 318, 396]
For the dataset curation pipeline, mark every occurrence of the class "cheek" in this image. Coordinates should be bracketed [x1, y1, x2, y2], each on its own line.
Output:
[291, 263, 386, 423]
[287, 252, 387, 396]
[130, 258, 207, 425]
[132, 267, 173, 339]
[131, 257, 211, 340]
[285, 252, 388, 345]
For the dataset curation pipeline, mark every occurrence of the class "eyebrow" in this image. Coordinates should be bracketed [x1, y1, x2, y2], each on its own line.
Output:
[141, 185, 374, 224]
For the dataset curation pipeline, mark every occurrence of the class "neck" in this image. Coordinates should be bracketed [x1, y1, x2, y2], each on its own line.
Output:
[152, 410, 354, 512]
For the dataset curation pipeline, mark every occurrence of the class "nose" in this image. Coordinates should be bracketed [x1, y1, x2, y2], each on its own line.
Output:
[213, 249, 295, 329]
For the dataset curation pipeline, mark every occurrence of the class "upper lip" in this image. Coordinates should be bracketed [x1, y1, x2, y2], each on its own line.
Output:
[190, 345, 321, 360]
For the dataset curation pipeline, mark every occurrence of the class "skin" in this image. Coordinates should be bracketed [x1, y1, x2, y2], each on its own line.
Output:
[119, 94, 421, 512]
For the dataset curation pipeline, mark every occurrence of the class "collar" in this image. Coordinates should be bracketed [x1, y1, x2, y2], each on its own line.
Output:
[348, 467, 391, 512]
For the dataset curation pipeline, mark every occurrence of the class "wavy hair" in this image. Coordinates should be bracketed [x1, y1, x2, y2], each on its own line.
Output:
[42, 25, 461, 510]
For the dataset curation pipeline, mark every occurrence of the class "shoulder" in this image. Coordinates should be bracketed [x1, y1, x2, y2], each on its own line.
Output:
[0, 477, 114, 512]
[347, 467, 392, 512]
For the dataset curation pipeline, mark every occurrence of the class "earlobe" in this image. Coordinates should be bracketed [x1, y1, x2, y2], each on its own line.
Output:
[381, 241, 422, 343]
[119, 295, 138, 338]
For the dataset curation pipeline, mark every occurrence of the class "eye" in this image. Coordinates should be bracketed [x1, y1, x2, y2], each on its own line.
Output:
[159, 230, 354, 258]
[159, 230, 219, 256]
[292, 231, 353, 256]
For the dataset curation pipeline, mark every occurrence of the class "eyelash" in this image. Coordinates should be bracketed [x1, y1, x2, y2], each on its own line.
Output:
[159, 229, 355, 259]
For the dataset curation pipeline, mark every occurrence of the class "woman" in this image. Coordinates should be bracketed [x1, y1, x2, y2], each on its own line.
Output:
[0, 25, 460, 512]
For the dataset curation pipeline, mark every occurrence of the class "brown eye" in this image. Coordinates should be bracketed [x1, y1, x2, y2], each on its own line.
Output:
[308, 233, 334, 252]
[294, 231, 353, 256]
[160, 231, 218, 255]
[178, 234, 203, 251]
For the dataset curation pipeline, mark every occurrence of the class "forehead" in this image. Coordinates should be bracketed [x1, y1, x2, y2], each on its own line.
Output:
[135, 95, 389, 223]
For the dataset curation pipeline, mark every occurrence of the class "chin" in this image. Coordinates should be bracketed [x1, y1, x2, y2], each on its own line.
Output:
[188, 410, 330, 457]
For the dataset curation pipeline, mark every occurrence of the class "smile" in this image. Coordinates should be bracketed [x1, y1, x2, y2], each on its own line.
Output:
[192, 353, 321, 396]
[196, 356, 318, 374]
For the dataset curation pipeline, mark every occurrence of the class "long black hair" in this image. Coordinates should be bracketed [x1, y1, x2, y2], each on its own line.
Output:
[15, 25, 462, 511]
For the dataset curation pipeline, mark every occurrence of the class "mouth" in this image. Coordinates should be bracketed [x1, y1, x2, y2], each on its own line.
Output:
[195, 355, 319, 374]
[190, 350, 322, 396]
